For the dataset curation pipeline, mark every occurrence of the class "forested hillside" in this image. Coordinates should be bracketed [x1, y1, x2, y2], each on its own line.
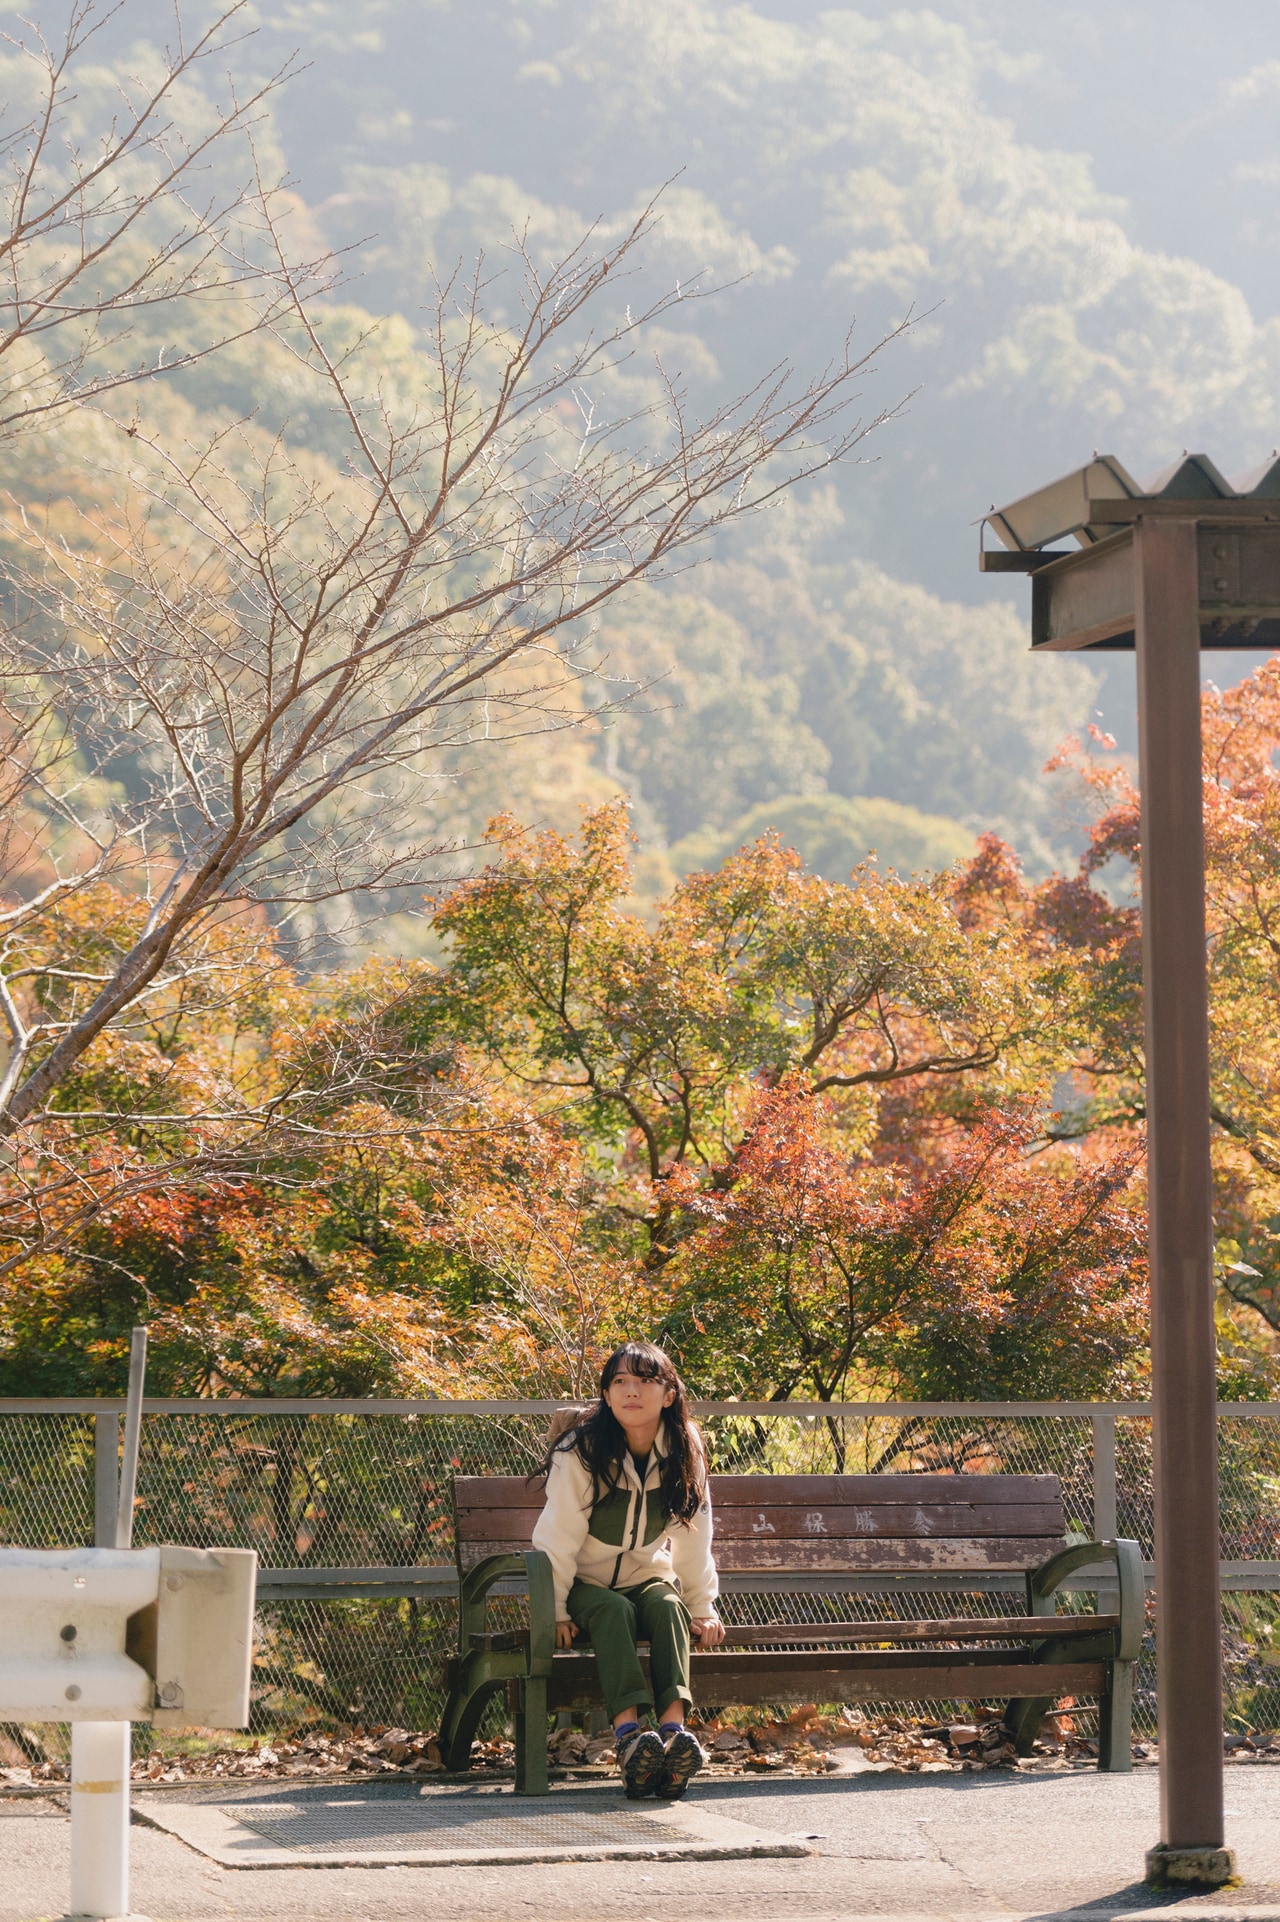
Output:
[246, 0, 1280, 865]
[2, 0, 1280, 1399]
[8, 0, 1275, 883]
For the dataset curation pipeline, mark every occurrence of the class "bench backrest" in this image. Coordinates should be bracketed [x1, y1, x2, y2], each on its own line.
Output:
[451, 1472, 1068, 1577]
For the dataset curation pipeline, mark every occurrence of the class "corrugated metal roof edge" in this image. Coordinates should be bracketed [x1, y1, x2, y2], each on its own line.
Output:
[986, 451, 1280, 552]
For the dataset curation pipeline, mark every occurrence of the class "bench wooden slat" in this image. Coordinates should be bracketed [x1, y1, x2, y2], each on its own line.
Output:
[450, 1472, 1061, 1517]
[455, 1502, 1064, 1545]
[704, 1503, 1064, 1540]
[704, 1615, 1111, 1644]
[703, 1615, 1117, 1644]
[456, 1534, 1063, 1573]
[544, 1653, 1107, 1712]
[714, 1537, 1062, 1573]
[708, 1474, 1061, 1506]
[558, 1644, 1092, 1673]
[454, 1478, 547, 1511]
[469, 1614, 1118, 1653]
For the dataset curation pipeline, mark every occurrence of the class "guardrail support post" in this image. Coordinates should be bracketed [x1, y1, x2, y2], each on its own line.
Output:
[76, 1329, 146, 1918]
[69, 1721, 131, 1919]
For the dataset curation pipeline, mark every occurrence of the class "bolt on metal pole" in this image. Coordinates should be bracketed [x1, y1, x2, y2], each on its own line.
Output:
[1133, 518, 1229, 1874]
[73, 1326, 148, 1920]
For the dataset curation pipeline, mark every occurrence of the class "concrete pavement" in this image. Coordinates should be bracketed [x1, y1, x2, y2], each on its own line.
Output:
[4, 1766, 1280, 1922]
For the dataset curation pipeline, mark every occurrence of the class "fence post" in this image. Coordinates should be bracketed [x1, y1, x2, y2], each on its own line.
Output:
[94, 1413, 120, 1549]
[115, 1328, 147, 1549]
[1092, 1412, 1119, 1614]
[1092, 1413, 1118, 1539]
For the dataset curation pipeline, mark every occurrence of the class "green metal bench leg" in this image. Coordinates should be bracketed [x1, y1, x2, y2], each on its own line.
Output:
[514, 1675, 549, 1795]
[441, 1676, 504, 1773]
[1098, 1660, 1134, 1773]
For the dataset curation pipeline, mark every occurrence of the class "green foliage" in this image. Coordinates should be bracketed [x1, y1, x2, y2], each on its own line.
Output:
[596, 517, 1093, 875]
[671, 792, 974, 885]
[2, 798, 1149, 1402]
[428, 802, 1039, 1220]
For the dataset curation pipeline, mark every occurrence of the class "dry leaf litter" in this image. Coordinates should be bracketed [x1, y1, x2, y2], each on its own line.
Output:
[3, 1708, 1277, 1788]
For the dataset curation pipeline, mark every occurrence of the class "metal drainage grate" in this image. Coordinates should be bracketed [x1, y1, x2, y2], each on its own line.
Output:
[216, 1791, 694, 1857]
[135, 1781, 817, 1866]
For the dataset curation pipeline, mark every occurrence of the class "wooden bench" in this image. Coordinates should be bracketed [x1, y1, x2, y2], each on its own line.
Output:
[439, 1472, 1142, 1794]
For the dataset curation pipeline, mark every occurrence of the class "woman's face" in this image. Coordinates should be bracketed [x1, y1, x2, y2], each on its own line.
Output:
[604, 1363, 675, 1430]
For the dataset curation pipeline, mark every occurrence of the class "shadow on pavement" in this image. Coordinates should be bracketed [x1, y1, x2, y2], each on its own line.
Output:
[1022, 1897, 1259, 1919]
[690, 1767, 1100, 1801]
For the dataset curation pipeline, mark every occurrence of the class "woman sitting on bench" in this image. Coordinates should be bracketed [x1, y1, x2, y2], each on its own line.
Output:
[532, 1341, 725, 1800]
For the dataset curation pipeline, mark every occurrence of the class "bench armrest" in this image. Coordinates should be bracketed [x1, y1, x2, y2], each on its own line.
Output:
[457, 1549, 556, 1676]
[1031, 1538, 1144, 1661]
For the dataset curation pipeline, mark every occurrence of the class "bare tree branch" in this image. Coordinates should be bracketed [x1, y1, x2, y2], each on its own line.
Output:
[0, 54, 913, 1280]
[0, 202, 909, 1152]
[0, 0, 330, 435]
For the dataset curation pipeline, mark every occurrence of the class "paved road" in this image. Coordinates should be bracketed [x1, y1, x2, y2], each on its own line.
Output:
[4, 1767, 1280, 1922]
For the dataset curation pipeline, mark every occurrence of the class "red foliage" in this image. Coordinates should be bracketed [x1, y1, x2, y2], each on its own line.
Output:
[667, 1079, 1147, 1400]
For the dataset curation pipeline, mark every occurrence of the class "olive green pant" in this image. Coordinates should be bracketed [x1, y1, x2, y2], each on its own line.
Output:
[566, 1577, 693, 1722]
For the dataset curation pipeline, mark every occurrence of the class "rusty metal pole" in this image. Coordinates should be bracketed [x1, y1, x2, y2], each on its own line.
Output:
[1133, 516, 1231, 1884]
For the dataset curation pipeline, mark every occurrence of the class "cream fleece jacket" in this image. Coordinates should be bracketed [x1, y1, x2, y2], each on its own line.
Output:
[530, 1426, 719, 1621]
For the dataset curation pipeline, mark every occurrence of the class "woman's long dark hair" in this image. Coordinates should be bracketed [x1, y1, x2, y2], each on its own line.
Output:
[537, 1342, 706, 1523]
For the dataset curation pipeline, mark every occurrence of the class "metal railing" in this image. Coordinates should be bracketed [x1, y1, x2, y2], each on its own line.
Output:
[1, 1399, 1277, 1742]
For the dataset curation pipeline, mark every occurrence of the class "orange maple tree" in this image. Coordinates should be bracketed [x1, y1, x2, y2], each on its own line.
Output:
[14, 670, 1280, 1405]
[660, 1078, 1146, 1402]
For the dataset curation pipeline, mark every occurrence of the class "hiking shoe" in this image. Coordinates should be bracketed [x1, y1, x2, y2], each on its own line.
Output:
[655, 1728, 707, 1800]
[617, 1728, 666, 1799]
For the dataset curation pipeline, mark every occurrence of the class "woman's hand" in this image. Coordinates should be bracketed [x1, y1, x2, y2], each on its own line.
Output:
[555, 1620, 578, 1649]
[692, 1615, 725, 1648]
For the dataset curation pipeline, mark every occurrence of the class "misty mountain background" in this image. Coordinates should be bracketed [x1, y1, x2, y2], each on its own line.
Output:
[18, 0, 1280, 904]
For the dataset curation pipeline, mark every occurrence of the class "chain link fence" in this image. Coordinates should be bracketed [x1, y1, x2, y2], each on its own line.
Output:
[1, 1400, 1277, 1746]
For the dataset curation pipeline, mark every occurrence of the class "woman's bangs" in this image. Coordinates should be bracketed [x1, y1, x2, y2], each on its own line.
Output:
[601, 1341, 668, 1389]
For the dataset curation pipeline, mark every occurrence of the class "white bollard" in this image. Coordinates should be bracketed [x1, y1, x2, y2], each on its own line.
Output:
[69, 1721, 131, 1919]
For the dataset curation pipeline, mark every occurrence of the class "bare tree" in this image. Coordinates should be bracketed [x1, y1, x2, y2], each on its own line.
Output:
[0, 193, 910, 1270]
[0, 0, 321, 437]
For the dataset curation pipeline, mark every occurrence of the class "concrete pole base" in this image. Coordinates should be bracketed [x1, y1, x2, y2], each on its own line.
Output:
[1145, 1844, 1238, 1888]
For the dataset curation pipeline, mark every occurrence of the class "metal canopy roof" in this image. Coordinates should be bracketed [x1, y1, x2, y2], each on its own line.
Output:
[984, 451, 1280, 554]
[978, 453, 1280, 652]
